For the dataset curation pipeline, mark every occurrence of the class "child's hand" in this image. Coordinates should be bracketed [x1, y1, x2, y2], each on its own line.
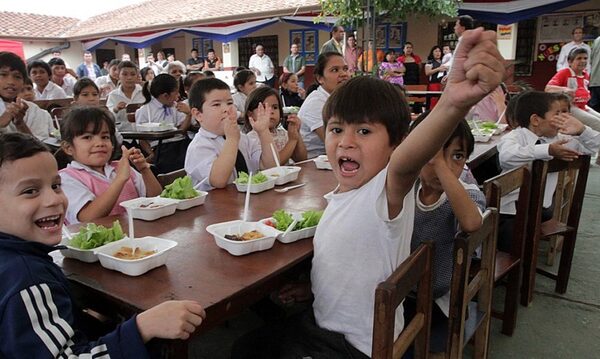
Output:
[426, 149, 448, 172]
[278, 282, 312, 305]
[444, 28, 505, 109]
[249, 102, 270, 134]
[116, 146, 133, 182]
[286, 114, 301, 140]
[136, 300, 205, 342]
[128, 147, 151, 171]
[10, 99, 28, 124]
[115, 101, 127, 112]
[298, 87, 306, 97]
[549, 139, 581, 161]
[551, 113, 585, 136]
[223, 108, 240, 142]
[176, 102, 190, 114]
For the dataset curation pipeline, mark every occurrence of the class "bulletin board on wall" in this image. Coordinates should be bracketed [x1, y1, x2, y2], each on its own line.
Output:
[536, 10, 599, 63]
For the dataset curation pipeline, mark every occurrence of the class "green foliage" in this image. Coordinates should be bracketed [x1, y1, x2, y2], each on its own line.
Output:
[69, 220, 124, 249]
[160, 176, 199, 199]
[319, 0, 460, 26]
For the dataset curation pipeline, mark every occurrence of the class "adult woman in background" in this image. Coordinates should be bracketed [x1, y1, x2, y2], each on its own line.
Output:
[425, 45, 447, 108]
[397, 42, 422, 85]
[378, 50, 405, 87]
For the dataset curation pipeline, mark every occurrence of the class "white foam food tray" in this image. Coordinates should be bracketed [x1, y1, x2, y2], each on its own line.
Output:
[95, 236, 177, 276]
[120, 197, 178, 221]
[261, 166, 301, 185]
[206, 220, 280, 256]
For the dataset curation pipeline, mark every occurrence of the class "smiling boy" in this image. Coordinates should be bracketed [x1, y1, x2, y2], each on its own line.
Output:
[0, 133, 206, 357]
[184, 78, 276, 191]
[27, 60, 67, 100]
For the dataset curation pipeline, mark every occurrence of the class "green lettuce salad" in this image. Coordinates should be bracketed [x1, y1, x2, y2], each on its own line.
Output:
[268, 209, 324, 231]
[69, 220, 124, 249]
[236, 171, 268, 184]
[160, 176, 199, 199]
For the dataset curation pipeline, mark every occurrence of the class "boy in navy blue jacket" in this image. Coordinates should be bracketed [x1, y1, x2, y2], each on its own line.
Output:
[0, 133, 205, 358]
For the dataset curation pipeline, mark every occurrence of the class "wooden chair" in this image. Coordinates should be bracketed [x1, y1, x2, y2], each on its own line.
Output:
[546, 168, 576, 266]
[50, 107, 68, 121]
[372, 242, 434, 359]
[521, 155, 591, 306]
[157, 168, 187, 187]
[483, 166, 531, 336]
[447, 209, 498, 359]
[126, 103, 142, 113]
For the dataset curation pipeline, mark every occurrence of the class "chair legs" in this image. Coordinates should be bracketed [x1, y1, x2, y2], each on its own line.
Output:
[500, 269, 520, 335]
[555, 233, 577, 294]
[521, 232, 539, 307]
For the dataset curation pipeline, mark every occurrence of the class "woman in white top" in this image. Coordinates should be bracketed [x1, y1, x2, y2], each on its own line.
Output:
[298, 52, 350, 158]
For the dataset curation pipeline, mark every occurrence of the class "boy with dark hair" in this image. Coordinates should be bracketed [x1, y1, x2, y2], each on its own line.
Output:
[28, 60, 68, 100]
[0, 51, 32, 136]
[184, 78, 276, 191]
[48, 57, 76, 96]
[0, 133, 206, 357]
[497, 91, 600, 251]
[106, 61, 144, 128]
[17, 77, 54, 140]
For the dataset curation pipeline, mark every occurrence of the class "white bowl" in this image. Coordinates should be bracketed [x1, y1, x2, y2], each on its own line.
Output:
[235, 177, 276, 194]
[473, 133, 493, 142]
[94, 237, 177, 276]
[59, 236, 126, 263]
[314, 155, 332, 170]
[161, 191, 208, 210]
[136, 123, 176, 132]
[120, 197, 178, 221]
[261, 166, 301, 185]
[206, 220, 280, 256]
[259, 217, 317, 244]
[494, 123, 508, 135]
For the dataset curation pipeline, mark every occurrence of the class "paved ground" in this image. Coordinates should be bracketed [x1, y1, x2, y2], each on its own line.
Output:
[188, 167, 600, 358]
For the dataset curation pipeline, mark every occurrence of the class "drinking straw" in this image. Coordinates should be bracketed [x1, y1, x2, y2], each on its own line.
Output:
[270, 143, 281, 168]
[242, 172, 252, 222]
[127, 208, 135, 239]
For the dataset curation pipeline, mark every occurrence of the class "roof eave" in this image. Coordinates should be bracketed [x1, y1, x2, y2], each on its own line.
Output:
[0, 35, 68, 42]
[67, 5, 321, 41]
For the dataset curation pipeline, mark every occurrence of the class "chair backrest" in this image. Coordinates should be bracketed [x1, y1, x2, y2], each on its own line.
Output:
[50, 107, 68, 121]
[126, 103, 142, 113]
[405, 84, 428, 105]
[372, 242, 433, 359]
[484, 166, 531, 257]
[521, 155, 591, 303]
[447, 209, 498, 359]
[157, 168, 187, 187]
[34, 98, 73, 111]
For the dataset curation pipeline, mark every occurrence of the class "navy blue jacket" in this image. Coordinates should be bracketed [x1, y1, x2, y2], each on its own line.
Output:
[0, 233, 149, 358]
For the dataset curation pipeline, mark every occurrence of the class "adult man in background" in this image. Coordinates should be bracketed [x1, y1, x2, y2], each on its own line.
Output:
[249, 44, 275, 87]
[187, 49, 203, 72]
[283, 43, 306, 88]
[556, 27, 591, 73]
[321, 25, 344, 54]
[75, 51, 101, 81]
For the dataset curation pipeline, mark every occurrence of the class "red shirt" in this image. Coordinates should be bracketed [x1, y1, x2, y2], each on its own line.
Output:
[547, 68, 590, 110]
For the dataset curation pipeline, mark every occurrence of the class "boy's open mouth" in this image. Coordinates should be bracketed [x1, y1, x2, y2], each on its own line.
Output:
[35, 215, 62, 229]
[339, 156, 360, 174]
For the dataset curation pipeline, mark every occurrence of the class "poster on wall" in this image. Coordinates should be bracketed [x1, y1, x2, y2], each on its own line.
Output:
[538, 11, 600, 43]
[376, 25, 387, 49]
[291, 31, 303, 52]
[388, 25, 403, 49]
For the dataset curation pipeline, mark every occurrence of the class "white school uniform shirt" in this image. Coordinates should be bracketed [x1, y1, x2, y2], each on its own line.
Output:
[135, 97, 187, 146]
[106, 84, 145, 130]
[22, 100, 54, 140]
[232, 91, 247, 117]
[184, 127, 261, 192]
[497, 126, 600, 214]
[298, 86, 328, 158]
[95, 75, 118, 98]
[34, 82, 68, 100]
[311, 168, 415, 357]
[248, 54, 274, 82]
[60, 161, 146, 225]
[556, 41, 591, 73]
[53, 76, 76, 97]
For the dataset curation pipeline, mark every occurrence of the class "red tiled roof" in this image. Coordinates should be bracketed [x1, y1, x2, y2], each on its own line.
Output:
[65, 0, 321, 39]
[0, 12, 80, 39]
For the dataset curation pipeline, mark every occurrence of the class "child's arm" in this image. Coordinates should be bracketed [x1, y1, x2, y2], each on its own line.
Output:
[387, 28, 505, 217]
[429, 151, 483, 232]
[175, 102, 192, 132]
[288, 115, 308, 161]
[552, 112, 600, 155]
[249, 103, 277, 169]
[209, 109, 240, 188]
[136, 300, 206, 342]
[129, 147, 162, 196]
[77, 147, 137, 222]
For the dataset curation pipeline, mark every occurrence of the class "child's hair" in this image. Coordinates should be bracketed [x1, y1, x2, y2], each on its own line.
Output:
[140, 67, 154, 81]
[234, 66, 247, 75]
[322, 76, 409, 146]
[0, 133, 49, 169]
[23, 77, 33, 86]
[189, 78, 230, 111]
[513, 91, 557, 128]
[203, 70, 215, 78]
[61, 106, 117, 151]
[73, 78, 99, 98]
[243, 86, 282, 132]
[279, 72, 295, 88]
[568, 47, 588, 62]
[117, 60, 138, 72]
[410, 111, 475, 156]
[233, 70, 255, 92]
[553, 92, 572, 110]
[27, 60, 51, 76]
[184, 72, 205, 90]
[142, 73, 178, 104]
[108, 59, 121, 69]
[47, 57, 66, 68]
[504, 92, 522, 129]
[0, 52, 27, 79]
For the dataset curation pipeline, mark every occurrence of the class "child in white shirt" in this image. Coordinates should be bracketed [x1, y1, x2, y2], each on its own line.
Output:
[28, 60, 68, 100]
[232, 70, 257, 119]
[95, 59, 120, 98]
[106, 61, 145, 130]
[48, 58, 76, 96]
[18, 77, 54, 140]
[243, 86, 307, 164]
[184, 78, 277, 191]
[232, 28, 506, 359]
[497, 91, 600, 251]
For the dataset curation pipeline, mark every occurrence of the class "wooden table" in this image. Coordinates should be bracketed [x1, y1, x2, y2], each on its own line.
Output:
[54, 163, 336, 355]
